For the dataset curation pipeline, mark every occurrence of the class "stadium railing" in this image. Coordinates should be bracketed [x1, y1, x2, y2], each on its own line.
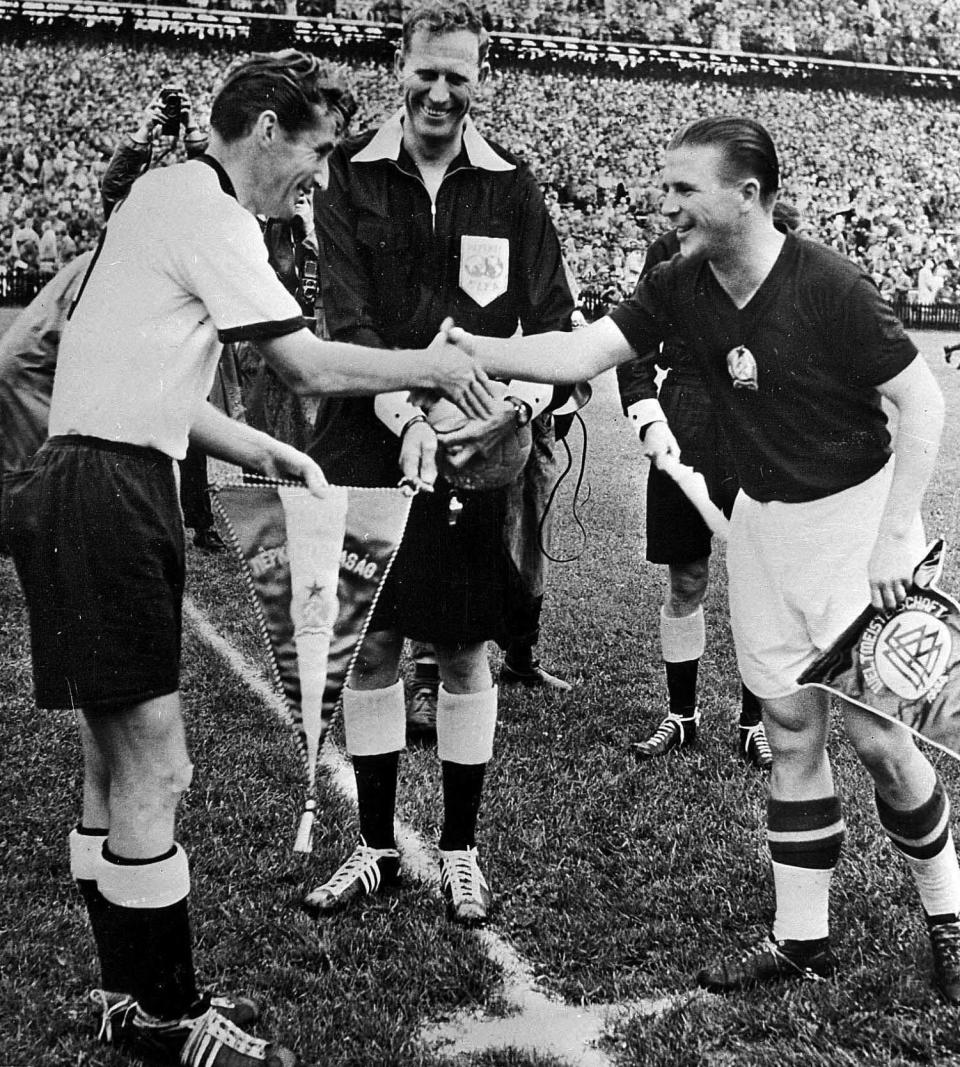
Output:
[0, 273, 43, 307]
[3, 276, 959, 333]
[893, 298, 960, 331]
[2, 0, 960, 93]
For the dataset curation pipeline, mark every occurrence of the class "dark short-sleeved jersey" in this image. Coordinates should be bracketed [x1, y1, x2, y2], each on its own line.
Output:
[609, 232, 918, 503]
[311, 113, 573, 486]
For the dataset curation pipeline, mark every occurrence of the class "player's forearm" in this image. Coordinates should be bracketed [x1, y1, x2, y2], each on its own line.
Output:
[260, 331, 464, 399]
[466, 317, 637, 385]
[880, 387, 945, 539]
[466, 331, 574, 383]
[189, 401, 292, 473]
[272, 339, 445, 397]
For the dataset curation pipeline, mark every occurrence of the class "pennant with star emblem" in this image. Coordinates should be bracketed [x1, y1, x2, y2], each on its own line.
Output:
[211, 479, 414, 851]
[799, 540, 960, 761]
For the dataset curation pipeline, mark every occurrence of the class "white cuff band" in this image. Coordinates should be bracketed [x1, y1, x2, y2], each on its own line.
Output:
[660, 605, 706, 663]
[343, 679, 406, 756]
[626, 398, 666, 438]
[374, 391, 424, 437]
[436, 685, 498, 765]
[99, 843, 190, 909]
[69, 828, 107, 882]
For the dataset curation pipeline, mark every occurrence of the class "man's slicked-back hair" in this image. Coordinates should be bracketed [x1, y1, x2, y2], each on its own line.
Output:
[401, 0, 489, 65]
[668, 116, 780, 204]
[211, 49, 358, 143]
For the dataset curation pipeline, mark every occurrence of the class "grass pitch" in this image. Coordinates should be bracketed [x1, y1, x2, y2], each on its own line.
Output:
[3, 333, 960, 1065]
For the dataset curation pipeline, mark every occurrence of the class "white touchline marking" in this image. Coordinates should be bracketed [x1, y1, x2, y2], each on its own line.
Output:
[184, 596, 682, 1065]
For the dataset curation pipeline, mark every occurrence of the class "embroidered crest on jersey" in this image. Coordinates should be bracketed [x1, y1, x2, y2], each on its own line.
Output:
[727, 345, 759, 391]
[460, 236, 509, 307]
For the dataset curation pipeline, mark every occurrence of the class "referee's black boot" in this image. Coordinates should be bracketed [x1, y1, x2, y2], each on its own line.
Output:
[499, 658, 572, 692]
[631, 708, 700, 759]
[193, 527, 226, 553]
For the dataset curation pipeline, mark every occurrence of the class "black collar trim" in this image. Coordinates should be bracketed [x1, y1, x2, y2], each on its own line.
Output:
[196, 155, 237, 200]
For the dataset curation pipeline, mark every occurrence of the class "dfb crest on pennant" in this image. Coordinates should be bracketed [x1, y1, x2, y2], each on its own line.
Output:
[799, 540, 960, 761]
[459, 235, 509, 307]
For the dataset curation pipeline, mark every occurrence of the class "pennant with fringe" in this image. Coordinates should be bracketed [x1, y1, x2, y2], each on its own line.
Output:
[210, 479, 414, 851]
[799, 539, 960, 760]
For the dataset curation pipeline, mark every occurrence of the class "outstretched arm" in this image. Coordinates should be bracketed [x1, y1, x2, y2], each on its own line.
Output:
[258, 321, 498, 422]
[448, 316, 638, 385]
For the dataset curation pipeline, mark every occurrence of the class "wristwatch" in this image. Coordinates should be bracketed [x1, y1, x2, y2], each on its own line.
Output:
[506, 396, 533, 428]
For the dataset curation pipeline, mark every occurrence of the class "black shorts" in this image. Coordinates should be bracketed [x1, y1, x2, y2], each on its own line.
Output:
[2, 436, 185, 709]
[645, 374, 740, 566]
[370, 478, 514, 647]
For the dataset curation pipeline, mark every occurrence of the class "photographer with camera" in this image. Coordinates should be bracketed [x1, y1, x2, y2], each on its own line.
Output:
[101, 86, 208, 217]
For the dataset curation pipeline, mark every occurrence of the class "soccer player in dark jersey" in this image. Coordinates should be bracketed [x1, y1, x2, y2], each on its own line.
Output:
[616, 200, 803, 767]
[448, 115, 960, 1002]
[616, 225, 767, 767]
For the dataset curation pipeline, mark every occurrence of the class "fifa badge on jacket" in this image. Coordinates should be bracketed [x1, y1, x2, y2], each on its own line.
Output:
[727, 345, 759, 391]
[459, 235, 509, 308]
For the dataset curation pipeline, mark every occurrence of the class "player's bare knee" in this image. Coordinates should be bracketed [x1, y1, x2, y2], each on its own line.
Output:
[138, 754, 194, 806]
[437, 643, 489, 692]
[667, 559, 709, 614]
[352, 629, 402, 688]
[847, 716, 916, 780]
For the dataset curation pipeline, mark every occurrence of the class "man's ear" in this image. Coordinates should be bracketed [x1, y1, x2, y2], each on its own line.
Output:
[740, 176, 762, 213]
[478, 60, 491, 85]
[394, 47, 405, 80]
[253, 110, 280, 146]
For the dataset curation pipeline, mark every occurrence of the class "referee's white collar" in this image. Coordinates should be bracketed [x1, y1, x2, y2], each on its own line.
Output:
[351, 109, 515, 172]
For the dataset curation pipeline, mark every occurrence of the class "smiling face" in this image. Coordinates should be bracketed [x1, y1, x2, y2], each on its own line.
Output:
[396, 28, 486, 155]
[257, 105, 340, 220]
[660, 143, 750, 261]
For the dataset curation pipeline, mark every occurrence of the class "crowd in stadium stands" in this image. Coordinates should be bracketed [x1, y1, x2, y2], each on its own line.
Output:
[2, 36, 960, 309]
[290, 0, 960, 69]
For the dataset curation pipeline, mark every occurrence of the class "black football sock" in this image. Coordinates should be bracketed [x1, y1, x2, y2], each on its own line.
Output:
[70, 826, 132, 992]
[660, 606, 704, 718]
[353, 752, 400, 850]
[665, 659, 698, 717]
[100, 846, 198, 1020]
[739, 684, 763, 728]
[504, 639, 536, 672]
[439, 761, 486, 851]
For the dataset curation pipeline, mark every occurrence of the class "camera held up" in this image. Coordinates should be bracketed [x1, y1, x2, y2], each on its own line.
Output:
[159, 86, 184, 137]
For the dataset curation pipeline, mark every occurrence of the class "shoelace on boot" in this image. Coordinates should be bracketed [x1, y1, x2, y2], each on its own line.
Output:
[741, 722, 773, 764]
[441, 848, 486, 905]
[319, 841, 398, 897]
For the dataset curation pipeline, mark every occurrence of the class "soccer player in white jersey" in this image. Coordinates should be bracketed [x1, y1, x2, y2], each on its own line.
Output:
[2, 50, 495, 1067]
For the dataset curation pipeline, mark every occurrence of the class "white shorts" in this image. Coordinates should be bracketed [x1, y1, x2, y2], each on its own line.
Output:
[727, 461, 925, 700]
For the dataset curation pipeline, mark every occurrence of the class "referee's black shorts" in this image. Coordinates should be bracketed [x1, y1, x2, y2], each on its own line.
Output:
[371, 477, 514, 646]
[645, 375, 739, 566]
[2, 436, 185, 710]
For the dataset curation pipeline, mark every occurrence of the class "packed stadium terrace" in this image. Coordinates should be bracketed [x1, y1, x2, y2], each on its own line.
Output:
[215, 0, 960, 69]
[2, 35, 959, 306]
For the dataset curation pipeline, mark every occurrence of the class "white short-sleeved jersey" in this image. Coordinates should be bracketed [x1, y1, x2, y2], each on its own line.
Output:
[49, 156, 305, 459]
